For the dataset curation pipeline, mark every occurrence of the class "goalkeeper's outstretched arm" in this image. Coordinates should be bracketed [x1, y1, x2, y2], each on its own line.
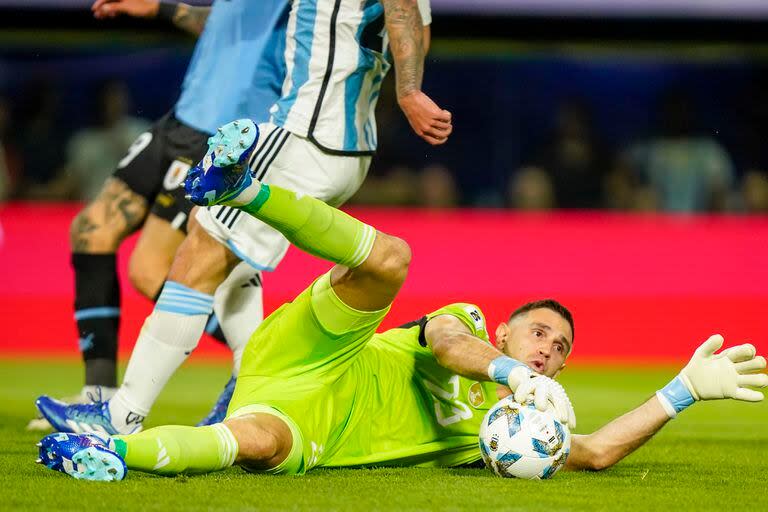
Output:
[566, 335, 767, 471]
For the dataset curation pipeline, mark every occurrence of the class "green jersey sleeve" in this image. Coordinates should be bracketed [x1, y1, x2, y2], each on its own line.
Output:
[425, 303, 490, 343]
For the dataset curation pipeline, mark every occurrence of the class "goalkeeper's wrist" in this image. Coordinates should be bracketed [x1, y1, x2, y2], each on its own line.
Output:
[487, 355, 529, 387]
[656, 375, 695, 419]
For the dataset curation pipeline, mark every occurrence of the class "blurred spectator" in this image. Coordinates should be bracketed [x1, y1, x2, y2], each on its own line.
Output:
[30, 79, 149, 200]
[419, 164, 459, 208]
[18, 80, 66, 188]
[351, 163, 460, 208]
[741, 170, 768, 213]
[624, 88, 735, 212]
[0, 95, 22, 201]
[349, 166, 417, 206]
[518, 98, 610, 209]
[507, 166, 555, 210]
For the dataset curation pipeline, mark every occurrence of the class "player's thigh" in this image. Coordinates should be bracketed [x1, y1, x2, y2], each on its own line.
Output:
[234, 270, 388, 385]
[127, 213, 185, 299]
[166, 210, 240, 295]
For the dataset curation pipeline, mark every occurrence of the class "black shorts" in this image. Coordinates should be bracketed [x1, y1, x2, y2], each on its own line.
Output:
[113, 111, 210, 233]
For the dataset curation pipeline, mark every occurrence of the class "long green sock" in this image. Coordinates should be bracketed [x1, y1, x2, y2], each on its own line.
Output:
[111, 424, 238, 476]
[235, 183, 376, 268]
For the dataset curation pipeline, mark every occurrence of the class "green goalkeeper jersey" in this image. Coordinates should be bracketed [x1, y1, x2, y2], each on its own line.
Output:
[228, 272, 499, 474]
[325, 303, 498, 468]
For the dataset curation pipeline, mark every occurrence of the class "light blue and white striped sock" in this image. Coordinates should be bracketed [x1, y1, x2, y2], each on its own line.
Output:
[109, 281, 214, 433]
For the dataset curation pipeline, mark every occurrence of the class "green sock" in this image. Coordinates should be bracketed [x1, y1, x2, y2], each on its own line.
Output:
[240, 183, 376, 268]
[112, 424, 238, 476]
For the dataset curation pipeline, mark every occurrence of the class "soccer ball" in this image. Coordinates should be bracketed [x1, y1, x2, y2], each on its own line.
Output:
[479, 396, 570, 479]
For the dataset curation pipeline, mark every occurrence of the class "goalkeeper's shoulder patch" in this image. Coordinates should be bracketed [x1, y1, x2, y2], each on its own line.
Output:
[426, 303, 489, 342]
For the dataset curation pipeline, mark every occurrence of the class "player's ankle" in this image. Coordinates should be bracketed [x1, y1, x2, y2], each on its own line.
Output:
[236, 182, 270, 212]
[81, 385, 117, 402]
[109, 393, 148, 434]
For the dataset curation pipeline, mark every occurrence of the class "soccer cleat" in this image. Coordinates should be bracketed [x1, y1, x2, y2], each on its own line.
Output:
[184, 119, 260, 207]
[196, 376, 236, 426]
[37, 432, 126, 481]
[35, 396, 136, 436]
[27, 387, 117, 431]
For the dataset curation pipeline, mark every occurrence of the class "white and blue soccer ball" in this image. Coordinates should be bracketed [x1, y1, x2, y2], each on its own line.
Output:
[479, 396, 570, 479]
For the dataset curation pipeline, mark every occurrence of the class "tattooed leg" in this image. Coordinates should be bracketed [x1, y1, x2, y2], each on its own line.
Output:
[70, 177, 148, 253]
[69, 178, 149, 389]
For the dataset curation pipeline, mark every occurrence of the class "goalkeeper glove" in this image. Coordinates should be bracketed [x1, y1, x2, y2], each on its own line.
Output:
[488, 356, 576, 429]
[656, 334, 768, 418]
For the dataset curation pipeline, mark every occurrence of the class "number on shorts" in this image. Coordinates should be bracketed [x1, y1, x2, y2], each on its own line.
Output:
[117, 132, 153, 169]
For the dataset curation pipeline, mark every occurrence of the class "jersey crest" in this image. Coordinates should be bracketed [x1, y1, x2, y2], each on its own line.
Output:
[467, 382, 486, 409]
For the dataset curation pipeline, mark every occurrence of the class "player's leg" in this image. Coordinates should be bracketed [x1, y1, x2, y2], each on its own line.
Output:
[71, 133, 155, 395]
[194, 263, 264, 426]
[129, 162, 238, 425]
[127, 213, 185, 300]
[36, 122, 266, 434]
[105, 211, 240, 432]
[36, 411, 294, 480]
[69, 113, 192, 395]
[213, 263, 264, 376]
[34, 115, 218, 433]
[185, 119, 403, 310]
[112, 412, 292, 476]
[30, 123, 160, 431]
[191, 170, 410, 312]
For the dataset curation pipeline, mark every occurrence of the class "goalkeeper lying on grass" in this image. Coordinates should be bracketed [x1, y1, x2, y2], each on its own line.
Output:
[35, 119, 768, 481]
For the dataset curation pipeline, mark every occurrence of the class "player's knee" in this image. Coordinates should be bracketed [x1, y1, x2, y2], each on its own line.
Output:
[225, 415, 292, 470]
[235, 430, 281, 468]
[167, 223, 235, 294]
[128, 250, 168, 300]
[367, 235, 411, 285]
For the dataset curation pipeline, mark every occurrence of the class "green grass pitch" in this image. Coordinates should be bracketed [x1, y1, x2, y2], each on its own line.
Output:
[1, 358, 766, 511]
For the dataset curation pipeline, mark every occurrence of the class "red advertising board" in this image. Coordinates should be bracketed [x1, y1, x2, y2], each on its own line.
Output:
[1, 203, 766, 362]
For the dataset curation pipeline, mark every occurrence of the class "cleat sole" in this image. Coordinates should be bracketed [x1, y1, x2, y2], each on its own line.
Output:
[70, 446, 126, 482]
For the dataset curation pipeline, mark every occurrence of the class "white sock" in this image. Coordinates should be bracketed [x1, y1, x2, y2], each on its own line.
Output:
[214, 266, 265, 377]
[109, 281, 214, 434]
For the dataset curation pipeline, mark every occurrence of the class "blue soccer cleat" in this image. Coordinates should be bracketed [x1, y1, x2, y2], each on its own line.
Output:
[196, 376, 236, 426]
[185, 119, 260, 206]
[35, 396, 134, 436]
[36, 432, 126, 481]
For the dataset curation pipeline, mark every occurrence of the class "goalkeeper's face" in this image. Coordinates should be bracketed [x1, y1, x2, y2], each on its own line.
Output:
[495, 308, 573, 378]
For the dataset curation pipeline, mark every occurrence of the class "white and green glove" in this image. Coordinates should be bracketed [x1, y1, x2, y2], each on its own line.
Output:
[656, 334, 768, 418]
[488, 356, 577, 429]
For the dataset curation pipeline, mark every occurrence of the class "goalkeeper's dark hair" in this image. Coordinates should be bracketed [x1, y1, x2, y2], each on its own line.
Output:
[509, 299, 574, 341]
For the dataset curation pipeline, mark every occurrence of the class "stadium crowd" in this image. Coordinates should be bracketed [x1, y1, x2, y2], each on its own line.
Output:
[1, 75, 767, 213]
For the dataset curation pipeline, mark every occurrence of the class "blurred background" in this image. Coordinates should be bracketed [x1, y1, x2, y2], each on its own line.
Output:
[3, 1, 768, 211]
[1, 0, 767, 362]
